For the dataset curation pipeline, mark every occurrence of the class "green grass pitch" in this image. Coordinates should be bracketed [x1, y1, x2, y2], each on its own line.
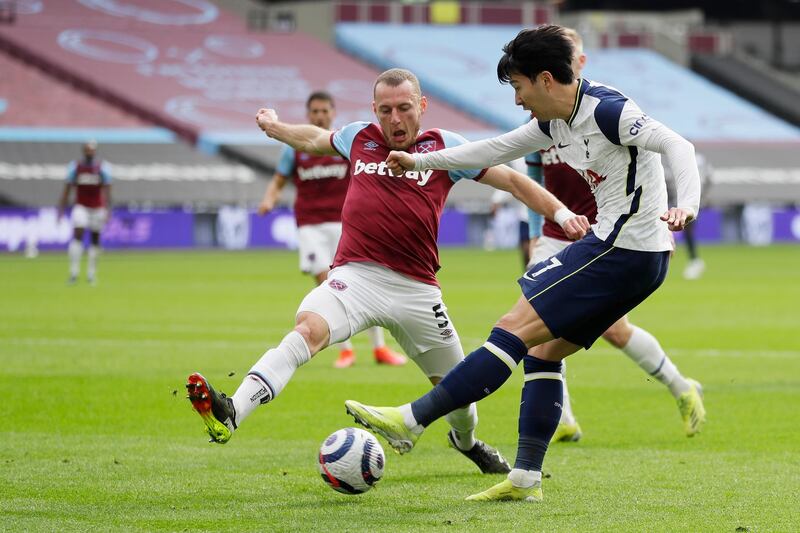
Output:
[1, 245, 799, 532]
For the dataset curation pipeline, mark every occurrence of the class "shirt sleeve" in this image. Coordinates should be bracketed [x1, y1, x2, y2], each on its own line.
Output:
[65, 161, 77, 183]
[438, 129, 487, 182]
[414, 121, 553, 171]
[618, 100, 701, 216]
[330, 121, 371, 161]
[99, 161, 112, 184]
[525, 151, 544, 238]
[275, 145, 296, 177]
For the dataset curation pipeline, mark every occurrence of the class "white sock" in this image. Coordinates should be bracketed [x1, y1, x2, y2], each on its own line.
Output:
[231, 330, 311, 425]
[68, 239, 83, 277]
[398, 403, 424, 435]
[87, 245, 99, 280]
[508, 468, 542, 488]
[367, 327, 385, 349]
[338, 339, 353, 352]
[559, 359, 576, 425]
[622, 326, 690, 398]
[445, 403, 477, 450]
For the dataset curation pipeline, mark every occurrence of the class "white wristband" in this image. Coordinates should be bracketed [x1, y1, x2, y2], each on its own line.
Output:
[554, 207, 576, 228]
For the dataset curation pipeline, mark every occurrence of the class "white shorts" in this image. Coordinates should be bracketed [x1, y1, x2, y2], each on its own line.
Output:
[529, 235, 571, 267]
[297, 262, 464, 379]
[297, 222, 342, 276]
[71, 205, 108, 232]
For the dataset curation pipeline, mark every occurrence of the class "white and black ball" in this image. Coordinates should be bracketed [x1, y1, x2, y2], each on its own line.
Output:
[318, 427, 385, 494]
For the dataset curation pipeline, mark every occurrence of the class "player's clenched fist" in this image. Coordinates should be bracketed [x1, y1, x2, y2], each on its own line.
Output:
[385, 150, 415, 175]
[561, 215, 591, 241]
[256, 108, 279, 134]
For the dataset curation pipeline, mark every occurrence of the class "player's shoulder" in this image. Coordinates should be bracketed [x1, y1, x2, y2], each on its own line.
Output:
[422, 128, 468, 150]
[582, 80, 635, 145]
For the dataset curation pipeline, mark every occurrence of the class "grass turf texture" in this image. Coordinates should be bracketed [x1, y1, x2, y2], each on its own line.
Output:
[1, 245, 799, 532]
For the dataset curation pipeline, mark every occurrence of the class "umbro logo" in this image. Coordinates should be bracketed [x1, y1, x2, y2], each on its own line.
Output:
[364, 140, 379, 151]
[557, 142, 570, 149]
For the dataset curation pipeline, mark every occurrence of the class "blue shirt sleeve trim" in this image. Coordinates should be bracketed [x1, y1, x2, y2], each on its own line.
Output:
[331, 121, 371, 160]
[276, 145, 296, 176]
[439, 129, 485, 182]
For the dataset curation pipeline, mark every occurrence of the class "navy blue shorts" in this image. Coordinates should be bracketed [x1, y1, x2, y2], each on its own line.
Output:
[517, 233, 670, 349]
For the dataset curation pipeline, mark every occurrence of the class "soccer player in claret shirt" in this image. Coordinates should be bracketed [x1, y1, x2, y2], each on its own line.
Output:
[524, 29, 705, 443]
[345, 25, 704, 502]
[186, 67, 590, 475]
[257, 91, 407, 369]
[57, 140, 112, 285]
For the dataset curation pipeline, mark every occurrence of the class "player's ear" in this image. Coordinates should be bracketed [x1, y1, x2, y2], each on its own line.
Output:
[419, 95, 428, 114]
[372, 101, 377, 115]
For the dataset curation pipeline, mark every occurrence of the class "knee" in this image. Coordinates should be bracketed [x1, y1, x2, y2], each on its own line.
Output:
[602, 322, 633, 349]
[494, 311, 518, 332]
[294, 313, 330, 355]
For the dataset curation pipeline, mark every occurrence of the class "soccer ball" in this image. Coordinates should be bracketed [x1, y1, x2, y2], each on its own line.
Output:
[318, 427, 385, 494]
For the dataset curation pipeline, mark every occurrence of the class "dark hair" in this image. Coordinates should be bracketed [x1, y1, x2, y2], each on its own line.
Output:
[306, 91, 334, 109]
[497, 25, 575, 85]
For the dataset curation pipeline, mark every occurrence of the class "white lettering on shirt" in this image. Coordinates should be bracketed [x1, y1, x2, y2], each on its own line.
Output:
[353, 159, 433, 186]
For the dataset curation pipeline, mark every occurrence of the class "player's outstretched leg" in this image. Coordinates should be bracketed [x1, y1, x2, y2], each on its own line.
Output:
[186, 373, 237, 443]
[346, 327, 528, 453]
[187, 327, 314, 443]
[467, 356, 563, 502]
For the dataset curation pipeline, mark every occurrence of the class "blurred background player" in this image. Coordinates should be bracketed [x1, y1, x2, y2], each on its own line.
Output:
[257, 91, 406, 368]
[57, 140, 111, 285]
[526, 28, 704, 441]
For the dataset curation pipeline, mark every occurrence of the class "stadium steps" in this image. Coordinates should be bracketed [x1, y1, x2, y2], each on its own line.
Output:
[691, 52, 800, 128]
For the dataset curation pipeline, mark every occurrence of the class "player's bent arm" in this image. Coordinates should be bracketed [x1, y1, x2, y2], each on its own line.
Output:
[256, 108, 337, 156]
[481, 165, 590, 240]
[413, 121, 553, 171]
[619, 103, 700, 230]
[258, 172, 287, 215]
[57, 183, 72, 219]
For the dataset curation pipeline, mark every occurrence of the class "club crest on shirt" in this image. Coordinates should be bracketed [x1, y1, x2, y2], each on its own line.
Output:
[416, 140, 437, 154]
[328, 279, 348, 291]
[364, 140, 379, 151]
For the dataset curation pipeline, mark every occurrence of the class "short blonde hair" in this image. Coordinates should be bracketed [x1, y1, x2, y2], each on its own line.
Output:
[374, 68, 422, 98]
[563, 27, 584, 54]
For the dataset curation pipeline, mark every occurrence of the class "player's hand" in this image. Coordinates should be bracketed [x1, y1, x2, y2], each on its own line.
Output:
[660, 207, 694, 232]
[385, 151, 415, 175]
[257, 200, 273, 216]
[256, 108, 279, 135]
[562, 215, 591, 240]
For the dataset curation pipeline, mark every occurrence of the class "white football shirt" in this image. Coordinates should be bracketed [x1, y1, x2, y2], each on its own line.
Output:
[413, 79, 701, 252]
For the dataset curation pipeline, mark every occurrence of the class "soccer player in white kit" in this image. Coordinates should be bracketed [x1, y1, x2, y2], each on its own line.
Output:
[186, 68, 590, 475]
[345, 25, 703, 502]
[257, 91, 407, 368]
[57, 140, 111, 285]
[525, 29, 705, 442]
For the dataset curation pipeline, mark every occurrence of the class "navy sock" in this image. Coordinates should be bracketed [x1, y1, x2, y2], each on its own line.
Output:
[514, 356, 563, 471]
[411, 328, 527, 427]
